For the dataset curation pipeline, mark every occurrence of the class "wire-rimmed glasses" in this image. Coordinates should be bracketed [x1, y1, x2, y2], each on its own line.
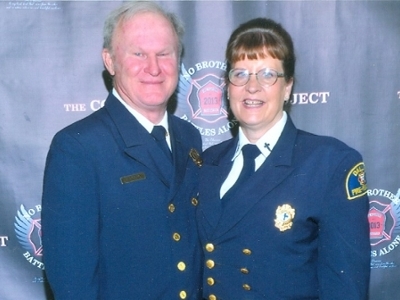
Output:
[228, 68, 285, 87]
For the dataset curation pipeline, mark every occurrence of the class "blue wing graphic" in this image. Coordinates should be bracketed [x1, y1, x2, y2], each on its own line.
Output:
[14, 204, 35, 252]
[177, 63, 193, 101]
[391, 199, 400, 235]
[173, 63, 194, 116]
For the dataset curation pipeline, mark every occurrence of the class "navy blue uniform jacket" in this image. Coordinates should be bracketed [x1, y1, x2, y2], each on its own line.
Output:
[197, 116, 370, 300]
[42, 94, 203, 299]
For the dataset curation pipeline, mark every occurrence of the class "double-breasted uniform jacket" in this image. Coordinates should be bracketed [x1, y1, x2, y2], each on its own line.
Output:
[197, 116, 370, 300]
[42, 93, 203, 300]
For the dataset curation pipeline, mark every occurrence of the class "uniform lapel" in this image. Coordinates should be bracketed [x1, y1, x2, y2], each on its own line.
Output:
[104, 94, 172, 187]
[199, 139, 236, 236]
[213, 117, 298, 238]
[167, 116, 189, 200]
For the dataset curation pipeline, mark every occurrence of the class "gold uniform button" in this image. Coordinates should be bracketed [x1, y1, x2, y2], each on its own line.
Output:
[179, 290, 187, 299]
[168, 204, 175, 213]
[209, 295, 217, 300]
[242, 248, 252, 255]
[205, 243, 214, 252]
[206, 259, 215, 269]
[207, 277, 215, 286]
[173, 233, 181, 241]
[240, 267, 249, 274]
[243, 283, 251, 291]
[191, 197, 198, 206]
[177, 261, 186, 271]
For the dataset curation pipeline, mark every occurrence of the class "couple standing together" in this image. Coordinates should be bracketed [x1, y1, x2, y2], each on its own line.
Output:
[41, 1, 370, 299]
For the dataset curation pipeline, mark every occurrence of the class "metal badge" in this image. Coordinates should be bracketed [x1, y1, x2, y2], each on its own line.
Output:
[189, 148, 203, 167]
[274, 204, 295, 232]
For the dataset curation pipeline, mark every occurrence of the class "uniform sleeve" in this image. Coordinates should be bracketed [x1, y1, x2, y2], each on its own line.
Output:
[41, 131, 100, 300]
[318, 150, 370, 299]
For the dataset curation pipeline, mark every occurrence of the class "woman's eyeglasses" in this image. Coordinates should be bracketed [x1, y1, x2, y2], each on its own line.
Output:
[228, 68, 285, 87]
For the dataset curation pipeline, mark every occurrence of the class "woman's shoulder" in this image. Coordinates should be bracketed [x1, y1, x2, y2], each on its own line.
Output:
[297, 129, 354, 149]
[295, 129, 363, 162]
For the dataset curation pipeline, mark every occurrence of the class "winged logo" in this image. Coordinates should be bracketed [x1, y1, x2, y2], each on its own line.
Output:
[14, 204, 42, 256]
[391, 201, 400, 235]
[176, 63, 227, 123]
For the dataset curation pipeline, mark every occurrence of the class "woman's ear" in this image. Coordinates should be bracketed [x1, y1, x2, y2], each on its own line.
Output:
[284, 78, 294, 101]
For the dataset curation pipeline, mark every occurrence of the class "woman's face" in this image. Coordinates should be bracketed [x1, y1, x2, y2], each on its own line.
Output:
[228, 55, 293, 139]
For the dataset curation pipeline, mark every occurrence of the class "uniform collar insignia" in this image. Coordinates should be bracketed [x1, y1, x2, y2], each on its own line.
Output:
[189, 148, 202, 167]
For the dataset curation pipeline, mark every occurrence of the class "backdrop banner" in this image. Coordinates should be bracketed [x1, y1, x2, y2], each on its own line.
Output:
[1, 1, 399, 299]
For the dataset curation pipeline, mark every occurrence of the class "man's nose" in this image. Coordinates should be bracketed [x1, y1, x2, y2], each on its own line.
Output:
[144, 55, 161, 76]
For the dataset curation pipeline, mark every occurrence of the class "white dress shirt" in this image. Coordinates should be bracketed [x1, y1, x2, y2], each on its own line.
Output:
[113, 89, 171, 150]
[220, 112, 288, 198]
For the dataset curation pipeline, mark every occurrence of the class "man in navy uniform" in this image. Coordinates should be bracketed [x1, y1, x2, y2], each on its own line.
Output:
[42, 2, 202, 299]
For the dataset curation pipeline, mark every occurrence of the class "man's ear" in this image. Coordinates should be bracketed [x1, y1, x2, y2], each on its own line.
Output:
[102, 49, 115, 76]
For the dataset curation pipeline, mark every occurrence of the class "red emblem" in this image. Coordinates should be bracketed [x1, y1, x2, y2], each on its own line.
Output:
[197, 81, 223, 116]
[180, 72, 228, 123]
[368, 201, 396, 246]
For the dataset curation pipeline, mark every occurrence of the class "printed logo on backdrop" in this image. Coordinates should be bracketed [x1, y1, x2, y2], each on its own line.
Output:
[174, 62, 238, 150]
[369, 188, 400, 269]
[14, 204, 44, 270]
[5, 1, 61, 10]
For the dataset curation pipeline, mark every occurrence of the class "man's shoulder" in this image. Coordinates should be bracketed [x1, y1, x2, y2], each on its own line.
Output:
[52, 107, 111, 144]
[203, 138, 234, 163]
[170, 114, 195, 128]
[169, 114, 201, 139]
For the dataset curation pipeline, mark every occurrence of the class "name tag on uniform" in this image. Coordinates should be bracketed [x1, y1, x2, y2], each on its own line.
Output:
[120, 172, 146, 184]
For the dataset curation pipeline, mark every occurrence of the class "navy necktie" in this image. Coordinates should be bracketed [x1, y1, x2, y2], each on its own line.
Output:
[223, 144, 260, 200]
[151, 126, 172, 162]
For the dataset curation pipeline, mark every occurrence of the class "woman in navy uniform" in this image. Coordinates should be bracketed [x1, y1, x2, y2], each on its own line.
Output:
[197, 18, 370, 300]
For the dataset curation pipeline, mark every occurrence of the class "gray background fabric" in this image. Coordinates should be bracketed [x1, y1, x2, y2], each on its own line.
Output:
[0, 1, 399, 299]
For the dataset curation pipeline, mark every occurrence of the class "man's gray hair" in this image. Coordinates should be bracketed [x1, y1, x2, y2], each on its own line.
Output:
[103, 1, 184, 56]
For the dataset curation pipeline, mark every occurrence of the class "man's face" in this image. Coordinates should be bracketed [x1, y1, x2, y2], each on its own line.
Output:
[103, 12, 179, 121]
